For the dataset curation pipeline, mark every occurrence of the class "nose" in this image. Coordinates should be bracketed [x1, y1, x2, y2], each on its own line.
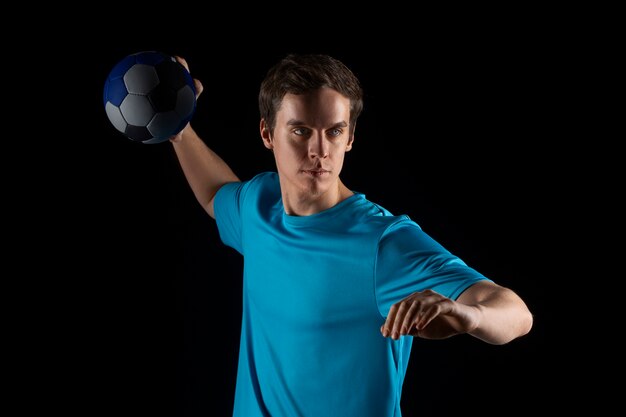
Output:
[309, 132, 329, 159]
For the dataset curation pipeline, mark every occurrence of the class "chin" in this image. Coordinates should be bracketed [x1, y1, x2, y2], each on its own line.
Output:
[304, 179, 331, 196]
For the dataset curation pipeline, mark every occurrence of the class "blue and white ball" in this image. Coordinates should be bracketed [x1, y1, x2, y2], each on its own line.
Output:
[103, 51, 196, 144]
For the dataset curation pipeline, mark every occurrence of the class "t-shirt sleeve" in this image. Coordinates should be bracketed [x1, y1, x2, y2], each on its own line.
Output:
[374, 219, 491, 318]
[213, 180, 250, 254]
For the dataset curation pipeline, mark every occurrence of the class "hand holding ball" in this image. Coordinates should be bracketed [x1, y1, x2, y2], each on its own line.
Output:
[103, 51, 197, 144]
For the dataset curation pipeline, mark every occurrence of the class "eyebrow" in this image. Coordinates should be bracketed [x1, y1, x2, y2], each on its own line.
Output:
[286, 119, 348, 128]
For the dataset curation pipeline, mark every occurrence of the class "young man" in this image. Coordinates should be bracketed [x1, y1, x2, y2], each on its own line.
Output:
[171, 54, 533, 417]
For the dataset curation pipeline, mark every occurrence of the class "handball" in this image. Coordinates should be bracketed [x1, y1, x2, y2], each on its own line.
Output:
[103, 51, 196, 144]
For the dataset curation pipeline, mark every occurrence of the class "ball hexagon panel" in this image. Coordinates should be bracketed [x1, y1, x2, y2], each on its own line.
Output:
[124, 64, 160, 95]
[120, 94, 155, 126]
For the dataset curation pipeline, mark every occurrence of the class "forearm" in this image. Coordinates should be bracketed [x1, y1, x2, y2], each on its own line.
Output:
[172, 125, 239, 218]
[460, 283, 533, 345]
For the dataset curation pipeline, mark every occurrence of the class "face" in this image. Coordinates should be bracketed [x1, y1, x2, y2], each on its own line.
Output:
[261, 88, 354, 200]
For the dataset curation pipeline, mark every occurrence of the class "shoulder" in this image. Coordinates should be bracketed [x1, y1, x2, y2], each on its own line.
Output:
[246, 171, 279, 190]
[226, 171, 281, 216]
[344, 195, 421, 239]
[376, 217, 454, 261]
[220, 171, 279, 199]
[215, 172, 280, 214]
[247, 171, 280, 202]
[353, 199, 442, 253]
[355, 195, 416, 226]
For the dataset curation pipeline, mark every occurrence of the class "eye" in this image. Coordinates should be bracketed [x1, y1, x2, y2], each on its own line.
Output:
[293, 128, 310, 136]
[328, 128, 343, 137]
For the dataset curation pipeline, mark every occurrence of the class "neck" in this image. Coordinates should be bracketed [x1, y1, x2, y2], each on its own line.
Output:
[280, 178, 354, 216]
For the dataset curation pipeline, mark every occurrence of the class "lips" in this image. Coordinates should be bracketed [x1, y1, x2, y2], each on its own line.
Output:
[302, 169, 329, 176]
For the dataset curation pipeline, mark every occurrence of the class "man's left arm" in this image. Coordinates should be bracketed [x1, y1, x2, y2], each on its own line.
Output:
[381, 281, 533, 345]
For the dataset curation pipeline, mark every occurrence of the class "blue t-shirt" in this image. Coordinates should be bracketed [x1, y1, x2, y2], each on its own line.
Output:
[214, 172, 489, 417]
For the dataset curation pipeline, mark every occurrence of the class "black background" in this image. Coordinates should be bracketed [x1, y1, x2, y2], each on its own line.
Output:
[40, 18, 586, 416]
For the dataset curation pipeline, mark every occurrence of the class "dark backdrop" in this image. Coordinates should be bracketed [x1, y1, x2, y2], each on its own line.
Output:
[61, 24, 572, 416]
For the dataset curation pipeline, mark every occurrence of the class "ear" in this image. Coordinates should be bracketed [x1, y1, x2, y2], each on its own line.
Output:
[345, 124, 356, 152]
[260, 119, 273, 150]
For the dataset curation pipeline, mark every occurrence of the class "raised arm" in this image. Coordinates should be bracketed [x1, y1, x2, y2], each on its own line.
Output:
[170, 57, 239, 219]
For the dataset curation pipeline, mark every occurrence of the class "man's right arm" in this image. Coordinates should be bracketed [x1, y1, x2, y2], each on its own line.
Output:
[169, 57, 240, 219]
[171, 124, 239, 219]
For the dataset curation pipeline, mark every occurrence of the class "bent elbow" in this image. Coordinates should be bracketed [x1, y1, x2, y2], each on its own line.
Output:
[500, 308, 533, 345]
[489, 307, 534, 345]
[520, 309, 534, 337]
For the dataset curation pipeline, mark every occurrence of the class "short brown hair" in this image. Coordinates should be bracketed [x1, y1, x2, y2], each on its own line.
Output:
[259, 54, 364, 135]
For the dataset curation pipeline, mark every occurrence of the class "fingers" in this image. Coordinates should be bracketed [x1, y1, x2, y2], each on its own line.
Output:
[381, 290, 447, 340]
[415, 303, 441, 331]
[381, 304, 399, 338]
[382, 301, 420, 340]
[382, 300, 422, 340]
[175, 56, 203, 99]
[174, 55, 189, 71]
[391, 302, 411, 339]
[168, 55, 201, 144]
[400, 301, 420, 334]
[194, 79, 204, 99]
